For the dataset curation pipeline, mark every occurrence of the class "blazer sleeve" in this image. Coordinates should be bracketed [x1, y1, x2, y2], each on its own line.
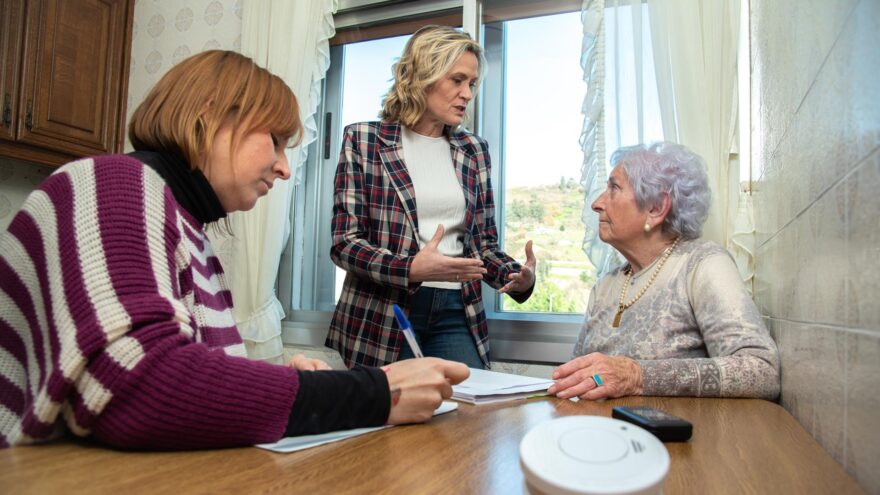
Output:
[471, 138, 532, 303]
[330, 126, 416, 291]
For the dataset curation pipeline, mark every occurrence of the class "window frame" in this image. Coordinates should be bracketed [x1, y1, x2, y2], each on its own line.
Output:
[478, 14, 589, 326]
[279, 1, 588, 365]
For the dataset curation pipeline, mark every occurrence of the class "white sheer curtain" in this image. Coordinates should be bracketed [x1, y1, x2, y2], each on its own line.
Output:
[579, 0, 618, 275]
[647, 0, 740, 247]
[210, 0, 337, 363]
[580, 0, 665, 275]
[580, 0, 742, 276]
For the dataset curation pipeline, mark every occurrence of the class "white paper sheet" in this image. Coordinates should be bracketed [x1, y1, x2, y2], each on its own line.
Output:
[452, 368, 554, 404]
[256, 401, 458, 453]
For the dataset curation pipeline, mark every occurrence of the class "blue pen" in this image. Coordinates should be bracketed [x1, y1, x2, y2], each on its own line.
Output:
[392, 304, 424, 358]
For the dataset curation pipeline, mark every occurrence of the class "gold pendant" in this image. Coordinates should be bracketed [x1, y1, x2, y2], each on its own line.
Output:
[612, 307, 624, 327]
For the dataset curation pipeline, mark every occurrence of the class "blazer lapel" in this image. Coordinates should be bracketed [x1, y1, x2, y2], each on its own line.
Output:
[377, 122, 419, 235]
[448, 132, 478, 247]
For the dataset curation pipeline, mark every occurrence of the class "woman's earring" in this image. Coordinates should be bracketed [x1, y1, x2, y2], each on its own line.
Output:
[644, 222, 651, 233]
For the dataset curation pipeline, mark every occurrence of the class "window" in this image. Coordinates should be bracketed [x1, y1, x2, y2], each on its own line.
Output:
[481, 10, 593, 316]
[279, 0, 665, 362]
[480, 2, 664, 318]
[278, 33, 424, 318]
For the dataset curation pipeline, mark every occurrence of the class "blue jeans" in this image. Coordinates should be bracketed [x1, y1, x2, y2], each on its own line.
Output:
[397, 287, 486, 369]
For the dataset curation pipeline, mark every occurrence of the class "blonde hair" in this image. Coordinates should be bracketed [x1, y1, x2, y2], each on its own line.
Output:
[381, 25, 485, 128]
[129, 50, 302, 170]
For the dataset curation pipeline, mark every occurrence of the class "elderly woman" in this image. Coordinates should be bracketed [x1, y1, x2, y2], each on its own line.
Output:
[549, 142, 780, 400]
[327, 25, 536, 370]
[0, 50, 468, 450]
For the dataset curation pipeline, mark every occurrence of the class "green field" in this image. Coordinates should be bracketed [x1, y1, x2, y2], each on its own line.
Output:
[500, 182, 596, 314]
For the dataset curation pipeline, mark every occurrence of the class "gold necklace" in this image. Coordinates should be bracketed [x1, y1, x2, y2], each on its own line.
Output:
[612, 237, 680, 328]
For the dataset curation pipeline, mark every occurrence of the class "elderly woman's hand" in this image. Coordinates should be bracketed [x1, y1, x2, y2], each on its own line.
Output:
[498, 240, 536, 295]
[286, 354, 333, 371]
[548, 352, 643, 400]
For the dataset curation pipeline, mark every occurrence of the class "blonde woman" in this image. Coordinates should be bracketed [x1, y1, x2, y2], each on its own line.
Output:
[328, 26, 537, 370]
[0, 50, 468, 450]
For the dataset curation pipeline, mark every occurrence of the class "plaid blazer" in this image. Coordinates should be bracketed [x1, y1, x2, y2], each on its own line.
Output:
[326, 121, 530, 368]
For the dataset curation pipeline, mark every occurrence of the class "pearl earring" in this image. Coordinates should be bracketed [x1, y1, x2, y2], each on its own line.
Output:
[644, 222, 651, 233]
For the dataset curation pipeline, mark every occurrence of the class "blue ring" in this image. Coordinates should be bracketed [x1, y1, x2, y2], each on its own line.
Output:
[592, 374, 603, 386]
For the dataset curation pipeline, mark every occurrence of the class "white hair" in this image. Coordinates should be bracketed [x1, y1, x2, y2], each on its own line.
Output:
[611, 142, 711, 240]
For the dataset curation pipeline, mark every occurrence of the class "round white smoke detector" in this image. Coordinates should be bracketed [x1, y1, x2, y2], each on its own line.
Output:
[520, 416, 670, 495]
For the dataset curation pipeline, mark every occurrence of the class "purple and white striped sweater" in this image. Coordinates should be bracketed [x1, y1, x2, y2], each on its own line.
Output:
[0, 155, 300, 449]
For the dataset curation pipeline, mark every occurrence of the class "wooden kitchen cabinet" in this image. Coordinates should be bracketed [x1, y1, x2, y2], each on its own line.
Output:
[0, 0, 134, 167]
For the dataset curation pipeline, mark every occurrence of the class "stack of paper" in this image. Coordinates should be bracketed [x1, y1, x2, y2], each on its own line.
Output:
[256, 401, 458, 453]
[452, 368, 554, 404]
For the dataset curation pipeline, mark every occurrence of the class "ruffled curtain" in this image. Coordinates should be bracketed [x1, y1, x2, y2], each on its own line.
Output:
[580, 0, 664, 275]
[730, 183, 755, 291]
[579, 0, 621, 276]
[580, 0, 745, 278]
[209, 0, 337, 363]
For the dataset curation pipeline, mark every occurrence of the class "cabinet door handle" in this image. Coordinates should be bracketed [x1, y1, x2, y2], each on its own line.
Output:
[2, 94, 10, 127]
[25, 100, 33, 130]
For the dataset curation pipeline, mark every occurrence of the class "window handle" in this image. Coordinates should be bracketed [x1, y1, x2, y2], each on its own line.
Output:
[25, 99, 33, 130]
[323, 112, 332, 159]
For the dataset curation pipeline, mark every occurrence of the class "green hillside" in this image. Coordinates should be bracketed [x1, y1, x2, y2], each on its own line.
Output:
[500, 182, 596, 314]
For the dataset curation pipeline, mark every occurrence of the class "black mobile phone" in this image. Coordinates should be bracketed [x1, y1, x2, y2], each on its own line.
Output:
[611, 406, 693, 442]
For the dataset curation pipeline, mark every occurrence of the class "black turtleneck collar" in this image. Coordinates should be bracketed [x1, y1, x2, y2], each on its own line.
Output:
[128, 150, 227, 225]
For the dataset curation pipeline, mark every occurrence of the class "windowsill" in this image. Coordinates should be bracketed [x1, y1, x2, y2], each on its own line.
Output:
[281, 310, 578, 364]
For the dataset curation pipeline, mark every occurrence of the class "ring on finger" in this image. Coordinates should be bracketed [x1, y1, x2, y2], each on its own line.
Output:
[592, 374, 603, 387]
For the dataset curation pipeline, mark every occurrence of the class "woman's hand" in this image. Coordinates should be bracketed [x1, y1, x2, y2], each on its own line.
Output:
[383, 358, 470, 424]
[548, 352, 643, 400]
[410, 225, 487, 283]
[498, 240, 537, 294]
[286, 354, 333, 371]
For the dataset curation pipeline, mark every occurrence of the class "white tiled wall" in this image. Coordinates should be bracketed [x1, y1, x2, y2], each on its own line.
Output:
[751, 0, 879, 491]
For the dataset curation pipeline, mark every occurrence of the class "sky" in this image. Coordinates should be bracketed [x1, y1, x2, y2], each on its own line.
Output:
[341, 36, 409, 126]
[503, 12, 587, 187]
[339, 8, 665, 188]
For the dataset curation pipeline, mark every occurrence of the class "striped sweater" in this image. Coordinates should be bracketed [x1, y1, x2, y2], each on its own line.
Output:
[0, 155, 302, 449]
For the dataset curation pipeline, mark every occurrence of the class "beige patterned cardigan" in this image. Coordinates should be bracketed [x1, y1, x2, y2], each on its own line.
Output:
[574, 239, 780, 399]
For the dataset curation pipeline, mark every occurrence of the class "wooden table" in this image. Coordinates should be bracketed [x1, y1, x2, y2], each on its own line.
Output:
[0, 397, 863, 494]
